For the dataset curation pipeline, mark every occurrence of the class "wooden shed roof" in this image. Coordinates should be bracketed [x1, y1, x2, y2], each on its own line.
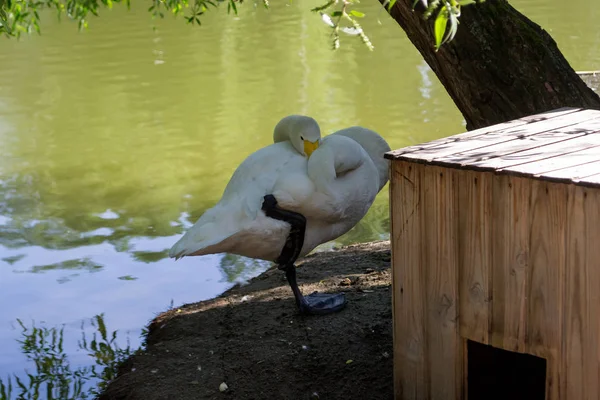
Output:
[385, 107, 600, 188]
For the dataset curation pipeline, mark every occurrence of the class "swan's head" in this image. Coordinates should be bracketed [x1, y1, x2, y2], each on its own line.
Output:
[273, 115, 321, 157]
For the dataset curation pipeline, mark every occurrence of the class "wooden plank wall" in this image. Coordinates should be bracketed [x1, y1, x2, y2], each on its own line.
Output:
[390, 161, 462, 400]
[390, 160, 600, 400]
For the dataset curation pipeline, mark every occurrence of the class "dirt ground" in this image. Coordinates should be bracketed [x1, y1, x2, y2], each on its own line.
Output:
[99, 241, 394, 400]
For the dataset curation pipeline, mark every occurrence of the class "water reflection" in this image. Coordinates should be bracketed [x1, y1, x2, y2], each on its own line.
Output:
[27, 258, 103, 275]
[219, 254, 271, 285]
[0, 315, 133, 400]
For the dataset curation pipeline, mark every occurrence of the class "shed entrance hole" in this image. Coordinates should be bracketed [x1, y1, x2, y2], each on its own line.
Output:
[467, 340, 546, 400]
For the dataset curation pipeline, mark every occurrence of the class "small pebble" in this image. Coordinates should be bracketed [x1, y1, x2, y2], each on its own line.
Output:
[197, 366, 202, 371]
[151, 369, 158, 374]
[311, 392, 320, 399]
[302, 345, 308, 350]
[219, 382, 228, 392]
[339, 278, 352, 286]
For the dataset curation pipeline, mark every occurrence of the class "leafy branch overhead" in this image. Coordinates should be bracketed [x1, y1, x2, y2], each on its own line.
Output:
[312, 0, 479, 51]
[0, 0, 480, 50]
[311, 0, 373, 51]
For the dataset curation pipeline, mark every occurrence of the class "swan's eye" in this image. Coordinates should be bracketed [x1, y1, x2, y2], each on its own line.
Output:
[300, 136, 304, 140]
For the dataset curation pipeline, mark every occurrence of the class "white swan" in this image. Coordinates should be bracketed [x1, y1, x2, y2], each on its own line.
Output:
[169, 115, 390, 314]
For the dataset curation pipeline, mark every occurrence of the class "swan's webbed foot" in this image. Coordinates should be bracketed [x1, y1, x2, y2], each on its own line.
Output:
[262, 194, 347, 316]
[303, 292, 347, 315]
[283, 265, 347, 315]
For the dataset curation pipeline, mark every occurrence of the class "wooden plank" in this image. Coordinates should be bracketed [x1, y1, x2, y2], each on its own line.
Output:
[468, 128, 600, 172]
[583, 189, 600, 400]
[490, 176, 530, 352]
[389, 108, 599, 163]
[456, 170, 492, 345]
[539, 160, 600, 181]
[526, 180, 567, 400]
[578, 172, 600, 186]
[496, 140, 600, 178]
[390, 161, 428, 400]
[384, 107, 582, 160]
[420, 165, 462, 400]
[562, 186, 600, 399]
[427, 113, 600, 168]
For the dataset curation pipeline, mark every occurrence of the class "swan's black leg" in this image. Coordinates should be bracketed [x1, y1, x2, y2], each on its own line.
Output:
[262, 194, 347, 315]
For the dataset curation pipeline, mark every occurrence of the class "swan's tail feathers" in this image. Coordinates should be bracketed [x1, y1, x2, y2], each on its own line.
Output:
[168, 221, 236, 260]
[168, 201, 255, 260]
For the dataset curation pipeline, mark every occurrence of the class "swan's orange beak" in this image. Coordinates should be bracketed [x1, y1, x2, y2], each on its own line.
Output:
[304, 140, 319, 157]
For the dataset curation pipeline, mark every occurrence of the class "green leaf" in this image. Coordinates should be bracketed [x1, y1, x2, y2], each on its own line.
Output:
[457, 0, 475, 4]
[330, 10, 342, 17]
[433, 5, 448, 51]
[349, 10, 364, 17]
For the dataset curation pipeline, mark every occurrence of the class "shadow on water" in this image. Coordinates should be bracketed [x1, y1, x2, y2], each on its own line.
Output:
[0, 315, 135, 400]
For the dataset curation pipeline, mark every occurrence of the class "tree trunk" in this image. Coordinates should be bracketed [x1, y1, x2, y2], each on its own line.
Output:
[380, 0, 600, 130]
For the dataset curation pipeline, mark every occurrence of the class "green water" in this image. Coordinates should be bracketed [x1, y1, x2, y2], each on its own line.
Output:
[0, 0, 598, 397]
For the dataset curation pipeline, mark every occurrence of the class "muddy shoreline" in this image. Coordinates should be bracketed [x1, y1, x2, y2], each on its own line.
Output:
[99, 241, 394, 400]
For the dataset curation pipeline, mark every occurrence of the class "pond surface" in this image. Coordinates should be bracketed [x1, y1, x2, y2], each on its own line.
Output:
[0, 0, 598, 397]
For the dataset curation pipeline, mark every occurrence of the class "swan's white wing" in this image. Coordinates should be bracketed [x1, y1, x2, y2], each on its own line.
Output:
[168, 141, 312, 260]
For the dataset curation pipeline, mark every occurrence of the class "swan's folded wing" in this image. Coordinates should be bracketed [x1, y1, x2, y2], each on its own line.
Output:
[169, 142, 306, 259]
[168, 201, 250, 259]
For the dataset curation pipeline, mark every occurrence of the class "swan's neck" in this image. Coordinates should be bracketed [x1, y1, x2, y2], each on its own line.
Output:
[332, 126, 391, 191]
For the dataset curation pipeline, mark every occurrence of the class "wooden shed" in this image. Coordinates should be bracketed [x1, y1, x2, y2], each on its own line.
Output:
[385, 107, 600, 400]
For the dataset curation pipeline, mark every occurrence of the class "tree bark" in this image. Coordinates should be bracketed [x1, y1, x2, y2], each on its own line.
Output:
[381, 0, 600, 130]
